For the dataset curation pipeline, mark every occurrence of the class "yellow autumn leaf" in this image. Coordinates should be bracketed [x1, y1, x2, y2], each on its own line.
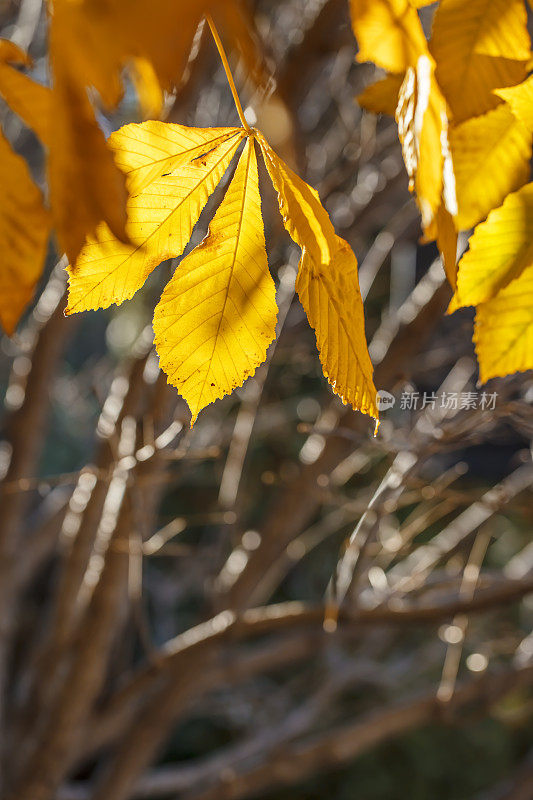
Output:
[453, 182, 533, 308]
[349, 0, 428, 73]
[430, 0, 529, 123]
[495, 75, 533, 130]
[66, 128, 244, 314]
[257, 132, 378, 425]
[0, 39, 51, 145]
[396, 55, 455, 232]
[0, 128, 50, 335]
[451, 104, 531, 231]
[426, 203, 458, 289]
[153, 139, 277, 424]
[109, 122, 242, 197]
[474, 263, 533, 382]
[357, 73, 404, 116]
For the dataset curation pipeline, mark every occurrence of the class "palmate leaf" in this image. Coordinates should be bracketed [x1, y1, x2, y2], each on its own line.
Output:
[430, 0, 530, 123]
[0, 129, 50, 335]
[153, 139, 277, 424]
[67, 122, 378, 428]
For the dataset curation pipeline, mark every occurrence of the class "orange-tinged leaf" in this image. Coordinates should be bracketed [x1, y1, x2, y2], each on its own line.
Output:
[430, 0, 529, 122]
[349, 0, 428, 73]
[49, 0, 265, 115]
[357, 73, 404, 116]
[474, 263, 533, 382]
[451, 104, 531, 231]
[257, 132, 378, 425]
[48, 69, 129, 265]
[454, 182, 533, 308]
[110, 122, 242, 197]
[0, 128, 50, 335]
[495, 75, 533, 130]
[66, 128, 244, 314]
[154, 139, 277, 424]
[0, 39, 51, 145]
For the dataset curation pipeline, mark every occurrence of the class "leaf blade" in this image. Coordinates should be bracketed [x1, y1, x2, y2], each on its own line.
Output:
[66, 128, 244, 315]
[474, 263, 533, 382]
[0, 128, 50, 334]
[454, 182, 533, 307]
[430, 0, 529, 122]
[154, 138, 277, 424]
[451, 104, 532, 230]
[257, 133, 378, 425]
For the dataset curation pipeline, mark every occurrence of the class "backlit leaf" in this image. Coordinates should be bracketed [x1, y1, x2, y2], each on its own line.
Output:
[0, 129, 50, 335]
[257, 132, 378, 426]
[154, 139, 277, 424]
[357, 73, 403, 116]
[430, 0, 529, 122]
[495, 75, 533, 130]
[66, 128, 244, 314]
[396, 55, 455, 232]
[349, 0, 428, 73]
[474, 263, 533, 382]
[109, 122, 242, 197]
[48, 68, 129, 265]
[451, 104, 531, 230]
[454, 182, 533, 307]
[0, 39, 51, 145]
[426, 202, 458, 288]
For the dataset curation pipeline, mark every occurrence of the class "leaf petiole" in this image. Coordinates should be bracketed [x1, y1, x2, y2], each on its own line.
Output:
[206, 14, 251, 133]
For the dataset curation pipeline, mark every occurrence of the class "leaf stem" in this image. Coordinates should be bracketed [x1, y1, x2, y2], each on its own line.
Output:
[206, 14, 251, 133]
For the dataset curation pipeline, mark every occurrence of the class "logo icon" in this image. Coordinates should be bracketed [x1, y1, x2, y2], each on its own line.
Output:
[376, 390, 395, 411]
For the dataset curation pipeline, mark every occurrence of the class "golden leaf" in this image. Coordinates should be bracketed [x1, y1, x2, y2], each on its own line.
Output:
[396, 55, 455, 232]
[349, 0, 428, 73]
[0, 129, 50, 335]
[430, 0, 529, 123]
[426, 203, 458, 289]
[110, 122, 242, 197]
[154, 139, 277, 424]
[0, 39, 51, 145]
[257, 132, 378, 425]
[66, 128, 244, 314]
[495, 75, 533, 130]
[454, 182, 533, 307]
[357, 73, 404, 116]
[474, 263, 533, 382]
[451, 104, 531, 231]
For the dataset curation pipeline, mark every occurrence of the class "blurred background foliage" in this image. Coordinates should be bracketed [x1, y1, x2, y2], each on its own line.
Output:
[0, 1, 531, 799]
